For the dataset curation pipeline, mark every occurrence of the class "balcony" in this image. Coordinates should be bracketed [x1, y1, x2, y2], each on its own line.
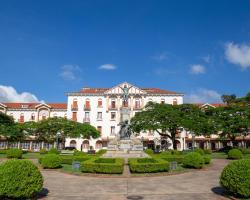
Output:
[71, 105, 78, 111]
[83, 118, 90, 123]
[84, 105, 91, 111]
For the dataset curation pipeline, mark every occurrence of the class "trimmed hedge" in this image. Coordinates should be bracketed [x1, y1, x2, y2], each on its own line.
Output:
[183, 152, 204, 169]
[60, 155, 90, 165]
[203, 155, 211, 164]
[40, 154, 62, 169]
[129, 158, 169, 173]
[195, 148, 205, 155]
[239, 148, 250, 155]
[160, 155, 184, 164]
[96, 149, 107, 155]
[228, 149, 243, 160]
[39, 148, 48, 155]
[48, 148, 59, 155]
[220, 159, 250, 198]
[0, 149, 8, 154]
[144, 149, 154, 155]
[204, 149, 212, 154]
[81, 158, 124, 174]
[6, 148, 22, 159]
[0, 159, 43, 199]
[73, 150, 87, 156]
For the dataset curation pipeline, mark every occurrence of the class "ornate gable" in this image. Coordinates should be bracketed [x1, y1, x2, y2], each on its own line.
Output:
[104, 82, 146, 95]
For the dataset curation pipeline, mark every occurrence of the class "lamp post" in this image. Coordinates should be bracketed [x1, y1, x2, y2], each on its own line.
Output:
[56, 132, 61, 150]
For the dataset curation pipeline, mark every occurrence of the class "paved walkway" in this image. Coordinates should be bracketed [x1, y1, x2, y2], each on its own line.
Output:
[39, 159, 232, 200]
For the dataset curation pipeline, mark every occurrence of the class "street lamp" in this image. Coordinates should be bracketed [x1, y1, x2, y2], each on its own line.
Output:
[56, 132, 61, 150]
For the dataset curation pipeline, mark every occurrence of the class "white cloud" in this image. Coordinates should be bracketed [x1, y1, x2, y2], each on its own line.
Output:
[190, 64, 206, 74]
[59, 65, 81, 80]
[152, 52, 168, 61]
[0, 85, 40, 103]
[225, 42, 250, 70]
[98, 64, 116, 70]
[184, 88, 222, 103]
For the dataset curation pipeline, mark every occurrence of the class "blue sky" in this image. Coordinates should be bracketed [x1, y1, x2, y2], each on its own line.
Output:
[0, 0, 250, 103]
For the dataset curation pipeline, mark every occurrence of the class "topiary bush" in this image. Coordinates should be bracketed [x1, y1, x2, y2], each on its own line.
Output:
[194, 148, 205, 155]
[144, 149, 154, 155]
[204, 149, 212, 154]
[227, 149, 243, 160]
[129, 158, 169, 173]
[0, 159, 43, 199]
[203, 155, 211, 164]
[39, 148, 48, 155]
[40, 154, 62, 169]
[220, 159, 250, 198]
[81, 158, 124, 174]
[48, 147, 59, 155]
[183, 152, 204, 169]
[6, 148, 22, 159]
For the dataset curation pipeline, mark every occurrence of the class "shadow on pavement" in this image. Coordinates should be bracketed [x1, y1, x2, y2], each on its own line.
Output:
[36, 188, 49, 199]
[211, 186, 235, 200]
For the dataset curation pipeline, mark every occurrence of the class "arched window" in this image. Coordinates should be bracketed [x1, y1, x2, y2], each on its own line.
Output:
[42, 113, 46, 120]
[173, 98, 178, 105]
[82, 140, 89, 149]
[111, 99, 116, 108]
[70, 140, 77, 148]
[85, 99, 91, 110]
[95, 140, 102, 149]
[161, 99, 165, 104]
[135, 99, 140, 109]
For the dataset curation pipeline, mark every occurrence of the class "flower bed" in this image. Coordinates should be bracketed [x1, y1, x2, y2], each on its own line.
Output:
[81, 158, 124, 174]
[129, 158, 169, 173]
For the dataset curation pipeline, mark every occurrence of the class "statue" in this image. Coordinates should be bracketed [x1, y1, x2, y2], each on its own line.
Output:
[119, 84, 133, 102]
[118, 120, 132, 139]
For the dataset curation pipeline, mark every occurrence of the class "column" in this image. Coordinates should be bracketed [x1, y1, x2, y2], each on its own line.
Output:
[29, 141, 33, 151]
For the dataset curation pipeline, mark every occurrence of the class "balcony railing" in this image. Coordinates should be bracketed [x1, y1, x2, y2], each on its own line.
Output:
[71, 105, 78, 111]
[84, 105, 91, 110]
[83, 118, 90, 123]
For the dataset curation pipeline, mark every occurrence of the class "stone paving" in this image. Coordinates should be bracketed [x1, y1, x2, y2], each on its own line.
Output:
[39, 159, 231, 200]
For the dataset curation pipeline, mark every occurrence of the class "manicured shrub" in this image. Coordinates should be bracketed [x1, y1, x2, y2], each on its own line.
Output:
[129, 158, 169, 173]
[39, 148, 48, 155]
[6, 148, 22, 159]
[0, 149, 8, 154]
[81, 158, 124, 174]
[170, 150, 182, 155]
[183, 152, 204, 169]
[73, 150, 87, 156]
[48, 147, 59, 155]
[144, 149, 154, 155]
[203, 155, 211, 164]
[204, 149, 212, 154]
[96, 149, 107, 155]
[227, 149, 243, 160]
[160, 155, 184, 164]
[194, 148, 205, 155]
[220, 159, 250, 198]
[239, 148, 250, 154]
[40, 154, 62, 169]
[60, 155, 90, 165]
[0, 159, 43, 199]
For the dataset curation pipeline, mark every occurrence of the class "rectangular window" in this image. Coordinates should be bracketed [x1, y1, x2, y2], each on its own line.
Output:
[97, 112, 102, 120]
[72, 112, 77, 121]
[111, 112, 116, 120]
[111, 100, 116, 108]
[19, 115, 24, 123]
[97, 126, 102, 133]
[111, 126, 115, 135]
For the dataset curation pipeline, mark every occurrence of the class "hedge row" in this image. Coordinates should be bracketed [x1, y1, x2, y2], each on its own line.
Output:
[129, 158, 169, 173]
[160, 155, 184, 164]
[81, 158, 124, 174]
[60, 155, 90, 165]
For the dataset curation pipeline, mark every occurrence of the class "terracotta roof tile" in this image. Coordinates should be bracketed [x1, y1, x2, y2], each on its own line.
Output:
[1, 103, 67, 109]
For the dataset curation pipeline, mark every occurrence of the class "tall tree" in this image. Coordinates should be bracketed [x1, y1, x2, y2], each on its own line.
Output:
[221, 94, 236, 105]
